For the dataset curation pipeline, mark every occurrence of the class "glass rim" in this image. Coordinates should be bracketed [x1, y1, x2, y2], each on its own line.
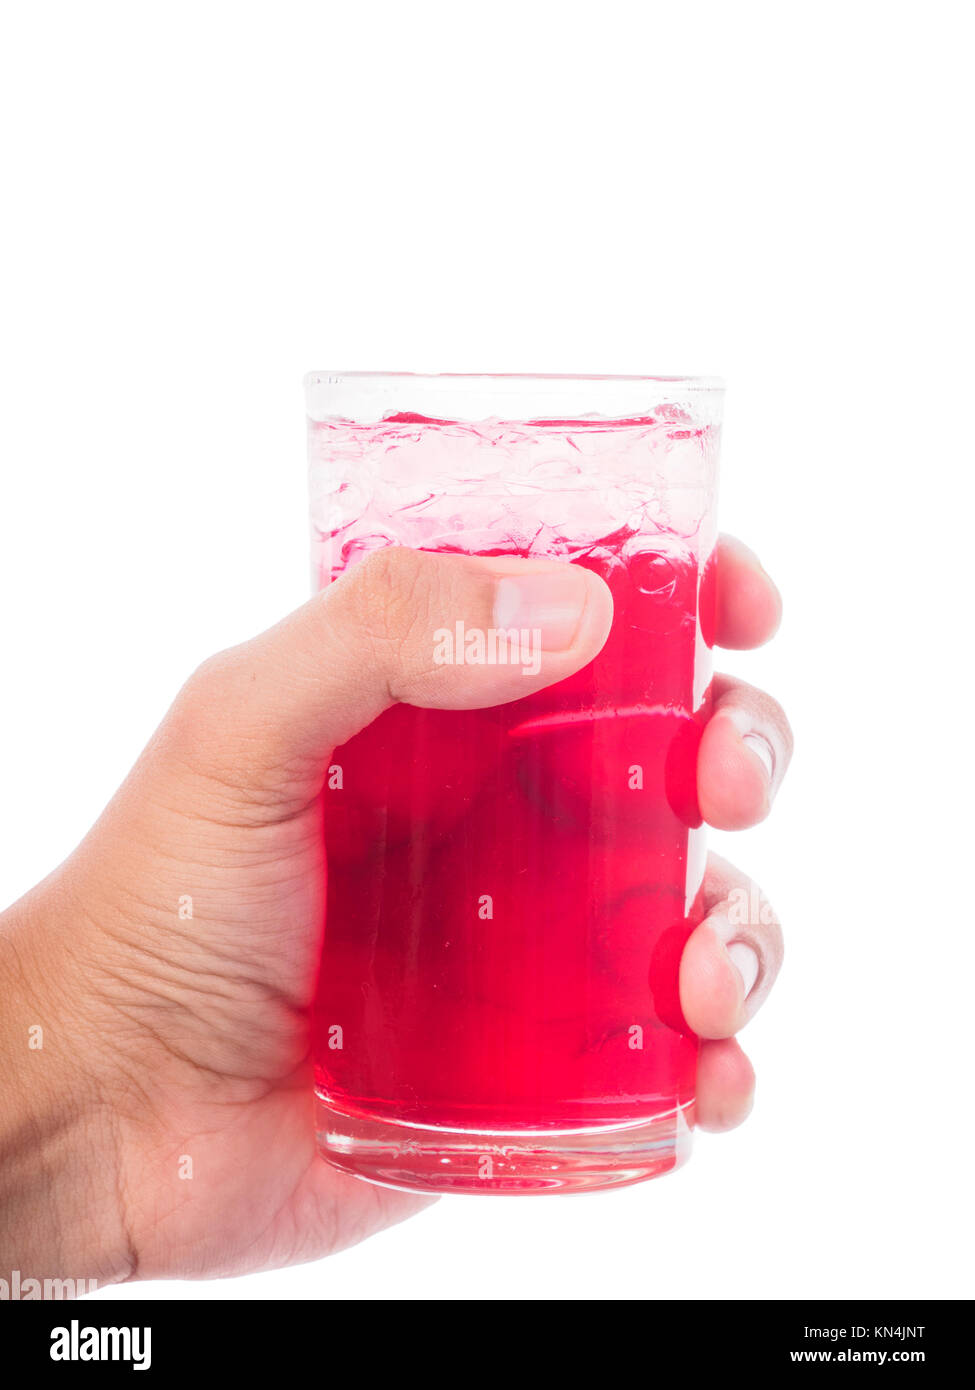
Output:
[305, 371, 724, 425]
[305, 369, 724, 392]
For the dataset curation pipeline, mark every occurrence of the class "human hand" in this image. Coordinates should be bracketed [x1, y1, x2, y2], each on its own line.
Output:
[0, 537, 790, 1284]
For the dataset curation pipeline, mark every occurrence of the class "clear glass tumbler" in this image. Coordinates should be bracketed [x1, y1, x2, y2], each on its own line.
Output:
[306, 372, 722, 1193]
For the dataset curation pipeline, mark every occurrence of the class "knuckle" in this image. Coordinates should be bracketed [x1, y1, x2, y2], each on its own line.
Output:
[160, 654, 281, 815]
[758, 689, 794, 760]
[779, 708, 795, 762]
[163, 648, 250, 767]
[734, 679, 794, 767]
[749, 888, 784, 974]
[347, 546, 437, 652]
[762, 702, 793, 774]
[178, 649, 242, 719]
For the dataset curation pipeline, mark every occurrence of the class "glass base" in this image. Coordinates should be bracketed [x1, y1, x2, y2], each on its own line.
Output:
[316, 1096, 694, 1194]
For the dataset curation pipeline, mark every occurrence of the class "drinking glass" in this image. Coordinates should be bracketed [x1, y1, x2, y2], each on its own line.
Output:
[306, 372, 722, 1193]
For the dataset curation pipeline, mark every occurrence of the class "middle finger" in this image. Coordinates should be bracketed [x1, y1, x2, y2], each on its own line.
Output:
[698, 673, 794, 830]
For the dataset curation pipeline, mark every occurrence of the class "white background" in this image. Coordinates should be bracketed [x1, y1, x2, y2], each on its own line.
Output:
[2, 1, 972, 1300]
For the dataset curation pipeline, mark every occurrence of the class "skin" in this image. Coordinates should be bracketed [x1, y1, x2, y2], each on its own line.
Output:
[0, 536, 792, 1285]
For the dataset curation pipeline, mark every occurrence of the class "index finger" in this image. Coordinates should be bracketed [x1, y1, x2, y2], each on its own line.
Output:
[711, 534, 782, 650]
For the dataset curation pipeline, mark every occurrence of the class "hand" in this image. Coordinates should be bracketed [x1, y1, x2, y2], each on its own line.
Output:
[0, 538, 790, 1284]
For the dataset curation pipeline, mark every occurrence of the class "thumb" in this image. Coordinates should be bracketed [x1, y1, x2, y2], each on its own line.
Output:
[160, 547, 613, 820]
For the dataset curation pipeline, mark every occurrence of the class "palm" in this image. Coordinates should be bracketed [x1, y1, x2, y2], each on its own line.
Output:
[82, 796, 428, 1280]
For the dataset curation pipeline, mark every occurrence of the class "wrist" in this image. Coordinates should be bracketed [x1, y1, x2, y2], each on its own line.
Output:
[0, 886, 135, 1291]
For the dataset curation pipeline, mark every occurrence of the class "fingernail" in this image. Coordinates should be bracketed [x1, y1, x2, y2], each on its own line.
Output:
[743, 732, 774, 781]
[727, 942, 760, 999]
[493, 569, 588, 651]
[721, 708, 777, 789]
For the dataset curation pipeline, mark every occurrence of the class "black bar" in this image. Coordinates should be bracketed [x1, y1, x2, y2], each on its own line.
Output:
[2, 1298, 967, 1377]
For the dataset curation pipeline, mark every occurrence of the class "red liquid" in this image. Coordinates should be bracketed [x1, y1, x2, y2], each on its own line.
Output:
[312, 530, 714, 1131]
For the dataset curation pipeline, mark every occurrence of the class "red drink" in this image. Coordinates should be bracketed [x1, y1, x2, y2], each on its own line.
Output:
[306, 375, 721, 1192]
